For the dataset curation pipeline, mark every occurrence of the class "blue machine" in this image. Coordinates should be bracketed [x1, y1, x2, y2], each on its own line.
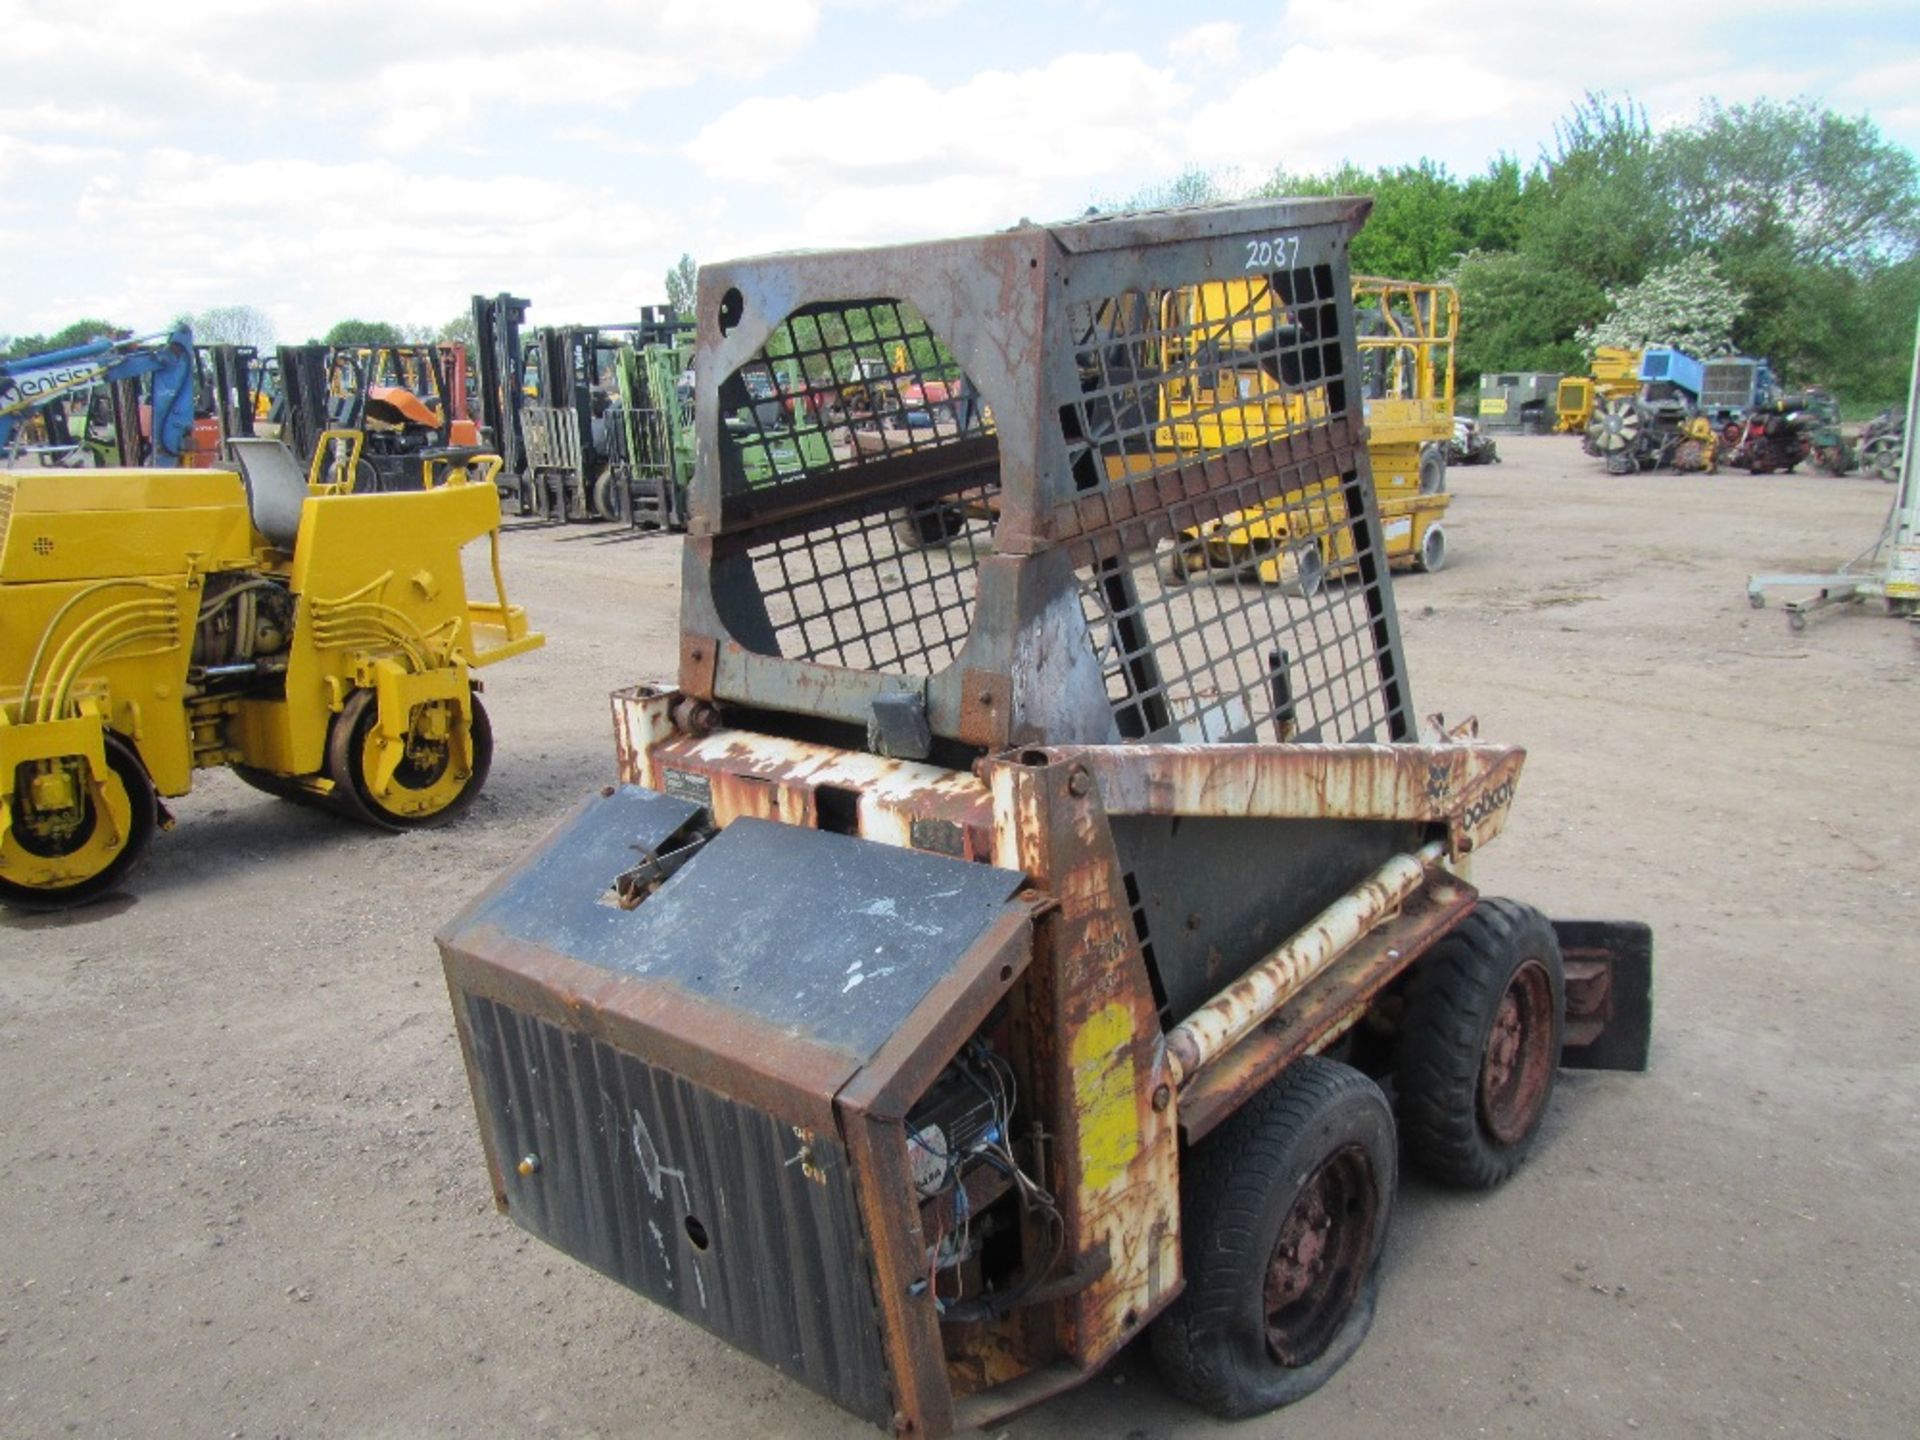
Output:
[0, 327, 196, 464]
[1638, 347, 1705, 398]
[1639, 347, 1774, 420]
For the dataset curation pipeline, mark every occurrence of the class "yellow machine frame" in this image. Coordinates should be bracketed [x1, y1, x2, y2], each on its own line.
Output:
[1161, 276, 1455, 588]
[1555, 346, 1642, 434]
[0, 450, 541, 903]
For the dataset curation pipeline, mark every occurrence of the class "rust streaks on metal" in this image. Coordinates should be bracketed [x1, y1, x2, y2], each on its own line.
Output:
[440, 929, 851, 1134]
[988, 755, 1180, 1370]
[1027, 741, 1524, 850]
[1165, 838, 1448, 1086]
[1176, 879, 1478, 1143]
[1560, 953, 1615, 1048]
[650, 728, 997, 857]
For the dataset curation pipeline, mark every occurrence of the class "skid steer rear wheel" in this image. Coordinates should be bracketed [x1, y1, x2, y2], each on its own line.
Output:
[326, 687, 492, 830]
[1151, 1057, 1395, 1419]
[1394, 898, 1565, 1188]
[0, 733, 157, 909]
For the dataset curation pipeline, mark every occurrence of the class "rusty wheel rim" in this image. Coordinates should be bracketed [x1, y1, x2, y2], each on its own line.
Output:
[1263, 1144, 1377, 1367]
[1479, 958, 1555, 1147]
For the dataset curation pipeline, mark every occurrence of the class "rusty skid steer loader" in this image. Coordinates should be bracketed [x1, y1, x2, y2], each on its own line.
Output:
[439, 200, 1652, 1435]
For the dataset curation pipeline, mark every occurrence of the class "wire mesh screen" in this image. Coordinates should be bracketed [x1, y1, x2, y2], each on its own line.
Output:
[1072, 472, 1395, 745]
[718, 298, 991, 494]
[1054, 262, 1397, 746]
[740, 484, 997, 674]
[685, 202, 1406, 746]
[708, 296, 1000, 680]
[1056, 266, 1348, 496]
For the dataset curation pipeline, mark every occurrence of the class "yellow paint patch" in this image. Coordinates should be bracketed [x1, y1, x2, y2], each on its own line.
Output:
[1071, 1001, 1139, 1191]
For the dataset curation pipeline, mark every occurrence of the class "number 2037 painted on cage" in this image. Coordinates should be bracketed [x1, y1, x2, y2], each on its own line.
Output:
[1245, 236, 1301, 271]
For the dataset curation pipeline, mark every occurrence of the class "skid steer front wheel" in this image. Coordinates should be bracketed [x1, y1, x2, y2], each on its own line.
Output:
[1394, 898, 1565, 1188]
[1151, 1057, 1395, 1419]
[326, 688, 493, 830]
[0, 734, 158, 909]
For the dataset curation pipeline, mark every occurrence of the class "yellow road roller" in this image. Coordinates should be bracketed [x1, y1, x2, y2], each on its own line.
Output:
[0, 436, 541, 906]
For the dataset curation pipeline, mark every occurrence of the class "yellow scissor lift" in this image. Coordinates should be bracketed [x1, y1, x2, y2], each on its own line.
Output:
[1162, 276, 1455, 593]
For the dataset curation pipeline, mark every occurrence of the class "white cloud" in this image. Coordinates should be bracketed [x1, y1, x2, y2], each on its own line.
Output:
[1188, 42, 1526, 175]
[0, 2, 1915, 344]
[4, 2, 825, 147]
[1170, 20, 1241, 61]
[685, 50, 1191, 240]
[11, 146, 694, 339]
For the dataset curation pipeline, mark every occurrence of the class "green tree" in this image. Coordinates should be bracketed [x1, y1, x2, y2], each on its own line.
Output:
[665, 254, 699, 316]
[1449, 249, 1604, 379]
[323, 319, 403, 347]
[1099, 91, 1920, 398]
[9, 319, 133, 358]
[1576, 253, 1746, 356]
[192, 304, 275, 348]
[1522, 93, 1676, 291]
[1101, 165, 1229, 215]
[437, 311, 478, 349]
[1661, 98, 1920, 269]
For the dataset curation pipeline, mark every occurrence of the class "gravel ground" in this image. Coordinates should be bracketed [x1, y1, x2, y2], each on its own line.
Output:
[3, 434, 1916, 1438]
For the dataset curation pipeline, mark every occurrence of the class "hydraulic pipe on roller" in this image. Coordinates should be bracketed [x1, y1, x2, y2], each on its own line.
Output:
[1165, 837, 1448, 1087]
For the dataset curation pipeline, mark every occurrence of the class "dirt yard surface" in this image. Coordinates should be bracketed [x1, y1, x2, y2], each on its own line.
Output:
[4, 435, 1916, 1439]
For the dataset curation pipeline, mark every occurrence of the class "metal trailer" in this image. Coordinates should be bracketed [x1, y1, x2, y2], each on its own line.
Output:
[438, 200, 1652, 1436]
[1475, 371, 1562, 433]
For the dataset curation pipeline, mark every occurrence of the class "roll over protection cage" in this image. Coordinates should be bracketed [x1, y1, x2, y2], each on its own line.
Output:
[676, 197, 1415, 759]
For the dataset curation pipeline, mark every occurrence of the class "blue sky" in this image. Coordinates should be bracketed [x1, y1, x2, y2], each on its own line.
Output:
[1, 0, 1914, 343]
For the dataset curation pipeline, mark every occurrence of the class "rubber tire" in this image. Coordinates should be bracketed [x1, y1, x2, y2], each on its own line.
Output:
[326, 688, 493, 831]
[1416, 524, 1447, 574]
[1418, 444, 1447, 495]
[1394, 899, 1566, 1189]
[229, 764, 332, 812]
[1150, 1057, 1396, 1420]
[0, 733, 157, 910]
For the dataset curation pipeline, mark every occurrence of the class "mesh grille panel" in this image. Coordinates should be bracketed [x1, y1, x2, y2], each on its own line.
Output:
[746, 484, 996, 674]
[1072, 470, 1394, 745]
[720, 298, 990, 494]
[1057, 266, 1348, 497]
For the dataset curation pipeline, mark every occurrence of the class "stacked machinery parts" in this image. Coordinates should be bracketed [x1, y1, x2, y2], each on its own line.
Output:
[1858, 407, 1905, 482]
[439, 200, 1652, 1436]
[0, 444, 541, 906]
[1554, 345, 1641, 434]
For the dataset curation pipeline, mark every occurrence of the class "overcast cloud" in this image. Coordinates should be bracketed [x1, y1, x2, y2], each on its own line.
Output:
[0, 0, 1913, 341]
